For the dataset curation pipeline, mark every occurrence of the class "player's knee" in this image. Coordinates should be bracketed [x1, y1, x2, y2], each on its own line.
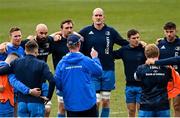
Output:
[128, 108, 136, 113]
[57, 96, 65, 113]
[45, 106, 51, 112]
[128, 109, 136, 117]
[45, 107, 51, 116]
[101, 92, 111, 107]
[59, 108, 65, 114]
[45, 101, 52, 117]
[58, 103, 65, 113]
[174, 104, 180, 111]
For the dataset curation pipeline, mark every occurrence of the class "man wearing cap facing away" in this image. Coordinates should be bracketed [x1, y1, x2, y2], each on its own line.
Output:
[54, 34, 103, 117]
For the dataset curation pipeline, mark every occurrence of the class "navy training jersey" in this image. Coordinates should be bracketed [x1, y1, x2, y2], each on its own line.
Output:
[50, 37, 69, 69]
[135, 64, 172, 111]
[113, 44, 146, 86]
[79, 24, 128, 70]
[157, 37, 180, 73]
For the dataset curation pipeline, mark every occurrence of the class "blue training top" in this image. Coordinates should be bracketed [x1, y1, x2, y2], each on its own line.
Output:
[0, 43, 25, 61]
[113, 44, 146, 86]
[135, 64, 172, 111]
[158, 37, 180, 73]
[50, 37, 69, 69]
[79, 24, 128, 71]
[54, 52, 102, 111]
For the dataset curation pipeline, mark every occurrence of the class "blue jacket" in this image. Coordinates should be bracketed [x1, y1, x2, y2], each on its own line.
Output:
[54, 52, 102, 111]
[0, 43, 25, 61]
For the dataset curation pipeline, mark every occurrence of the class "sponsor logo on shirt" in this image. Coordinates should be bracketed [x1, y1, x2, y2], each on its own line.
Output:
[88, 31, 94, 35]
[160, 45, 166, 49]
[45, 43, 50, 48]
[65, 65, 82, 69]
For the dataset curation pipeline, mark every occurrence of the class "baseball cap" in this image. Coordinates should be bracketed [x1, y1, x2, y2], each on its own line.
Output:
[67, 34, 81, 45]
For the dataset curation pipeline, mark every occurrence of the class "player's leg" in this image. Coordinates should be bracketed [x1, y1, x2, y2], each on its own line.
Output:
[42, 82, 52, 117]
[57, 90, 65, 117]
[127, 103, 136, 117]
[173, 95, 180, 117]
[44, 101, 52, 117]
[125, 86, 137, 117]
[101, 70, 115, 117]
[92, 76, 101, 116]
[101, 91, 111, 117]
[135, 86, 142, 116]
[126, 86, 141, 117]
[96, 91, 101, 116]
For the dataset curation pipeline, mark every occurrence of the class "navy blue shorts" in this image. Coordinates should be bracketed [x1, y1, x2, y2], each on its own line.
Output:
[138, 109, 170, 117]
[93, 71, 115, 91]
[125, 86, 141, 103]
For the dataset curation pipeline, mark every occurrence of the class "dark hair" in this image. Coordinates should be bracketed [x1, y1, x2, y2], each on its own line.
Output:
[9, 27, 21, 35]
[163, 22, 176, 30]
[127, 29, 139, 38]
[25, 40, 39, 53]
[60, 19, 73, 29]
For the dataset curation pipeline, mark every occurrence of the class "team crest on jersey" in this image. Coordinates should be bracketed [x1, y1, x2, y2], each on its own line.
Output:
[88, 31, 94, 35]
[44, 43, 49, 48]
[175, 46, 180, 51]
[105, 31, 110, 36]
[160, 45, 166, 49]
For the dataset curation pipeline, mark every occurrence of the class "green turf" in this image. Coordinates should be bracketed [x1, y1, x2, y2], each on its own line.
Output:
[0, 0, 180, 117]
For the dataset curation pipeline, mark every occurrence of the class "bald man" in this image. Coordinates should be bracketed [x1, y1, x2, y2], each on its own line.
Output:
[0, 25, 56, 117]
[79, 8, 129, 117]
[21, 23, 54, 61]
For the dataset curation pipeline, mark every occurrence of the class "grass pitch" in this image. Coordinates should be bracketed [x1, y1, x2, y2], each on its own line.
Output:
[0, 0, 180, 117]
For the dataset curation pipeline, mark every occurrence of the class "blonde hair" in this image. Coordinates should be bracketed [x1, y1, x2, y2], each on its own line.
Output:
[145, 44, 159, 58]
